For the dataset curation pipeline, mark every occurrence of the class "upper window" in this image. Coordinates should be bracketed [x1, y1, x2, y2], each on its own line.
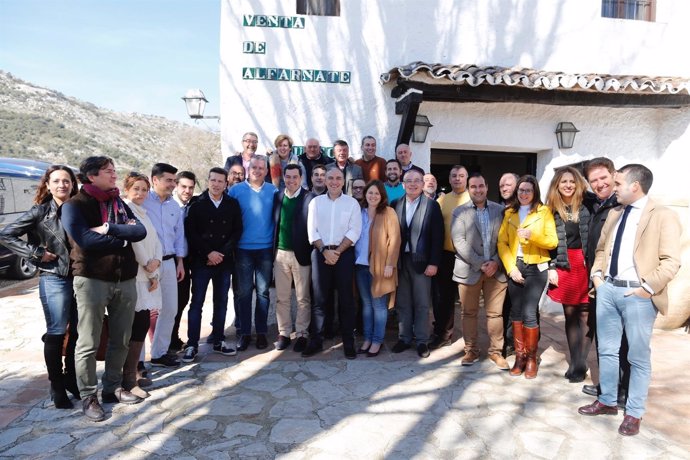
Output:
[602, 0, 656, 21]
[296, 0, 340, 16]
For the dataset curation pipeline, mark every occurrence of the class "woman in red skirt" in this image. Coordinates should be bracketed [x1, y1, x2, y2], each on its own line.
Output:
[546, 166, 593, 383]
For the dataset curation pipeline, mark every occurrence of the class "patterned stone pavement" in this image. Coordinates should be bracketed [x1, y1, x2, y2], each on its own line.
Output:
[1, 279, 689, 459]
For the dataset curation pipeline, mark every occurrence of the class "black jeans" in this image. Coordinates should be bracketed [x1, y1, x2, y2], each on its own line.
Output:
[310, 248, 355, 346]
[507, 259, 547, 328]
[433, 251, 458, 340]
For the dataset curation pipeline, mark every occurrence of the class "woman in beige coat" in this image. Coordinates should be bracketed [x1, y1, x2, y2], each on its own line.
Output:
[354, 180, 401, 357]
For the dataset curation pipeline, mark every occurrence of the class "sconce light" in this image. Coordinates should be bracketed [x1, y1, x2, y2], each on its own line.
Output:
[182, 89, 220, 120]
[412, 115, 433, 143]
[555, 122, 579, 149]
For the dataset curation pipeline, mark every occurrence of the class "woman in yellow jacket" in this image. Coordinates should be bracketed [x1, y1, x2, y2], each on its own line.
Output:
[498, 175, 557, 379]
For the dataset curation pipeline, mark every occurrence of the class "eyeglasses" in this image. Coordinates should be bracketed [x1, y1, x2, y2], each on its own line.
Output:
[403, 179, 423, 184]
[352, 186, 365, 190]
[242, 139, 258, 144]
[517, 189, 534, 194]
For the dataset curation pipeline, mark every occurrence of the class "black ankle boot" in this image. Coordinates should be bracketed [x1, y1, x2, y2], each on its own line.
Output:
[43, 334, 73, 409]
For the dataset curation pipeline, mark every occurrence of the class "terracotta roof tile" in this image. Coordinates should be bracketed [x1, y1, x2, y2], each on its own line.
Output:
[380, 62, 689, 95]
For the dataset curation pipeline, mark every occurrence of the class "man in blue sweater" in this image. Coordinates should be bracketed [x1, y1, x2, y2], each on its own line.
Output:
[227, 155, 278, 351]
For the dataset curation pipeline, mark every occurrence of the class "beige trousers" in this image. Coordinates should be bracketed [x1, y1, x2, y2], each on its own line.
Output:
[459, 274, 507, 356]
[274, 249, 311, 337]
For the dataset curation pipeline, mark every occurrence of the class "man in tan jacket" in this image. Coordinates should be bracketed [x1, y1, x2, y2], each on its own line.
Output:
[578, 164, 681, 437]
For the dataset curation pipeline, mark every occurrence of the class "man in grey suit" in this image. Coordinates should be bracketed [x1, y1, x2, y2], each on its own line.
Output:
[452, 173, 509, 369]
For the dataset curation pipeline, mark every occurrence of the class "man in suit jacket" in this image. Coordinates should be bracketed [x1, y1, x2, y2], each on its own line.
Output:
[452, 173, 509, 369]
[392, 169, 444, 358]
[272, 164, 314, 353]
[579, 164, 681, 437]
[332, 139, 364, 196]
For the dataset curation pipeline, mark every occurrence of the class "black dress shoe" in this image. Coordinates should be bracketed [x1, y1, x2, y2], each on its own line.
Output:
[102, 388, 143, 405]
[275, 335, 291, 351]
[82, 394, 105, 422]
[357, 344, 370, 354]
[236, 335, 251, 351]
[293, 337, 308, 353]
[391, 340, 411, 354]
[344, 345, 357, 360]
[301, 341, 323, 358]
[417, 343, 430, 358]
[256, 334, 268, 350]
[428, 337, 451, 350]
[582, 384, 600, 397]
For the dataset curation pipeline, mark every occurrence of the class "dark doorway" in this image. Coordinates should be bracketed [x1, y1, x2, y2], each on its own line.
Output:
[430, 149, 537, 202]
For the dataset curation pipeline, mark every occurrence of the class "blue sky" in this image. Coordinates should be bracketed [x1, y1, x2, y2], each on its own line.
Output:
[0, 0, 220, 124]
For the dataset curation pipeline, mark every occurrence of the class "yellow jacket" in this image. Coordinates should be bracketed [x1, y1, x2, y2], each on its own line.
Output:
[498, 204, 558, 274]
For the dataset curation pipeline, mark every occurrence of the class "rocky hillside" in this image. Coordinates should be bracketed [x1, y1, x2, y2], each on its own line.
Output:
[0, 70, 220, 182]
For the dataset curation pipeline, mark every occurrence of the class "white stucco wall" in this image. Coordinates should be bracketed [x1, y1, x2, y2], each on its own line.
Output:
[220, 0, 690, 198]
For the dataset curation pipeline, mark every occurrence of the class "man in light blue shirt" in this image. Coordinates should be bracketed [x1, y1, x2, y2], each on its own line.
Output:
[143, 163, 187, 367]
[228, 155, 278, 352]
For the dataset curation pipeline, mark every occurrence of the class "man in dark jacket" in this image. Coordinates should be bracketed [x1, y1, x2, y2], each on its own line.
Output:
[581, 157, 629, 404]
[272, 164, 314, 352]
[62, 156, 147, 421]
[392, 168, 444, 358]
[181, 167, 243, 363]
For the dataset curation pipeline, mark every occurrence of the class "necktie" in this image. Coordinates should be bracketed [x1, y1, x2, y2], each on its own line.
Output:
[609, 205, 631, 278]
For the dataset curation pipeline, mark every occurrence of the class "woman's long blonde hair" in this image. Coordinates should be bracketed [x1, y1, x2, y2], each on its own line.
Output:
[546, 166, 588, 222]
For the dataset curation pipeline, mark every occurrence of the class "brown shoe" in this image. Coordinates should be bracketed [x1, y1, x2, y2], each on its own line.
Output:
[489, 354, 510, 370]
[578, 400, 618, 416]
[82, 394, 105, 422]
[461, 350, 479, 366]
[618, 415, 641, 436]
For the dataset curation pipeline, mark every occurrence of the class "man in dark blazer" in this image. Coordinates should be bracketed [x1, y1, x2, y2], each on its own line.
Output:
[452, 173, 509, 369]
[182, 167, 243, 363]
[272, 164, 315, 353]
[392, 168, 444, 358]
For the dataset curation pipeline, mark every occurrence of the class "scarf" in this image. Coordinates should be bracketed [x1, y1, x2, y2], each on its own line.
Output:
[269, 151, 300, 188]
[82, 184, 128, 224]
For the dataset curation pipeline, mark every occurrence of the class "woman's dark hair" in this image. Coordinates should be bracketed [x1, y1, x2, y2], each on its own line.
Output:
[34, 165, 79, 204]
[509, 174, 542, 213]
[362, 180, 389, 213]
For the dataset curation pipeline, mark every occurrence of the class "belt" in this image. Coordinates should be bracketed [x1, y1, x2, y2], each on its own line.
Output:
[162, 254, 176, 261]
[323, 245, 339, 250]
[604, 276, 641, 288]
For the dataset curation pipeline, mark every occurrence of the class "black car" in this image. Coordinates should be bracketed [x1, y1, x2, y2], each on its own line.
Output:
[0, 158, 52, 279]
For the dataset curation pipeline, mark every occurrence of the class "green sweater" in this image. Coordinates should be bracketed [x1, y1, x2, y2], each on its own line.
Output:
[277, 193, 299, 250]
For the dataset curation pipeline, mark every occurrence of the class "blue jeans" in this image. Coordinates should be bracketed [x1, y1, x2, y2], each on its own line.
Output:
[187, 264, 232, 348]
[39, 273, 77, 335]
[596, 281, 657, 418]
[355, 265, 388, 344]
[235, 248, 273, 336]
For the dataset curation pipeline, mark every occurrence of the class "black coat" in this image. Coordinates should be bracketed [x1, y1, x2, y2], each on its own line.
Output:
[185, 190, 243, 268]
[394, 195, 444, 273]
[272, 188, 314, 266]
[549, 203, 591, 270]
[0, 200, 71, 277]
[586, 191, 618, 267]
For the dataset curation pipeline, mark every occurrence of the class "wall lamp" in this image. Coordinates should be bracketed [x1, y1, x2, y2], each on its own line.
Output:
[555, 122, 579, 149]
[412, 115, 433, 143]
[182, 89, 220, 121]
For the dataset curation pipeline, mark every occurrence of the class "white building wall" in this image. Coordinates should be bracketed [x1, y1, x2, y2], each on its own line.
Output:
[220, 0, 690, 196]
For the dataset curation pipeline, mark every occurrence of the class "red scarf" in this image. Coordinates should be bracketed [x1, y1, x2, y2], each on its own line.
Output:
[82, 184, 125, 224]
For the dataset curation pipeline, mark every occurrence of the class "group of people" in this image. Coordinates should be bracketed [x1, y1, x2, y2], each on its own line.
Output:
[0, 132, 681, 437]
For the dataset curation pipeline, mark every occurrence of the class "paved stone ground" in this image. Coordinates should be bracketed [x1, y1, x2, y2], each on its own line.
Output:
[1, 279, 689, 459]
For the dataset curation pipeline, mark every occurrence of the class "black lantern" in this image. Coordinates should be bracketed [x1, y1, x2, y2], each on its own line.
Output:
[412, 115, 433, 143]
[555, 122, 579, 149]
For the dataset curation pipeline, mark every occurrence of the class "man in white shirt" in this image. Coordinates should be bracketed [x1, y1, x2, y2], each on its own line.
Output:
[579, 164, 681, 437]
[303, 167, 362, 359]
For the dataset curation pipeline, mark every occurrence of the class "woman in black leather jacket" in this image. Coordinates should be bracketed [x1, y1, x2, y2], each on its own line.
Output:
[0, 165, 80, 408]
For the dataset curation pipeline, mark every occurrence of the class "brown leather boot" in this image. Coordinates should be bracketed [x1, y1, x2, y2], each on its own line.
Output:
[123, 341, 150, 398]
[524, 326, 540, 379]
[509, 322, 527, 376]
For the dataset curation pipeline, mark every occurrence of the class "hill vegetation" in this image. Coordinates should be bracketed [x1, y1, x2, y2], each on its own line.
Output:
[0, 70, 220, 189]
